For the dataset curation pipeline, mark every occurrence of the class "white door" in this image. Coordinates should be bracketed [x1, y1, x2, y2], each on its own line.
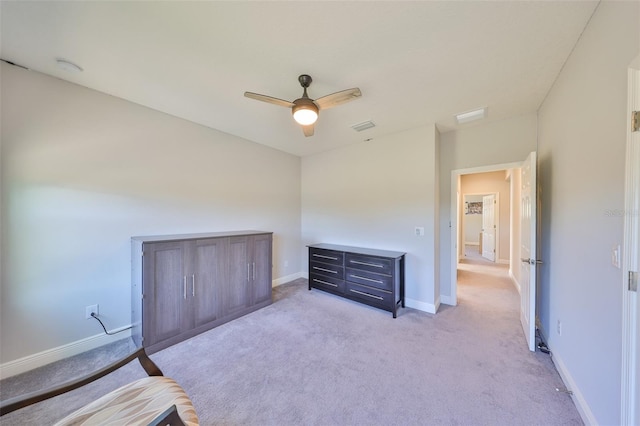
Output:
[520, 152, 537, 352]
[481, 194, 496, 261]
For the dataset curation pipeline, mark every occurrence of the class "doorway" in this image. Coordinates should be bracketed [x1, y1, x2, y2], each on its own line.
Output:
[462, 193, 499, 263]
[450, 161, 526, 330]
[451, 154, 538, 351]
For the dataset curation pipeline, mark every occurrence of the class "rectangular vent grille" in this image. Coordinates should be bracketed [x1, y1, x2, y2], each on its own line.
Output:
[351, 120, 375, 132]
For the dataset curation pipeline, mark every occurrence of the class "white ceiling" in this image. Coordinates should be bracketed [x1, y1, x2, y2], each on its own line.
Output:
[0, 1, 599, 157]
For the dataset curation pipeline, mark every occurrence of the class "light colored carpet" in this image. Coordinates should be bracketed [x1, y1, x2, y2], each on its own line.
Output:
[1, 261, 582, 425]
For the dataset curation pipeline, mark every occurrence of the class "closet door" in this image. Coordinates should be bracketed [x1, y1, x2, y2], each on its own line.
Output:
[226, 236, 251, 316]
[142, 241, 188, 347]
[190, 238, 226, 328]
[251, 233, 273, 305]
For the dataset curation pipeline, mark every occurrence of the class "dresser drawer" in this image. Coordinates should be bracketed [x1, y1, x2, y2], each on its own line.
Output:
[346, 268, 392, 291]
[346, 282, 393, 308]
[309, 248, 344, 266]
[309, 274, 345, 293]
[310, 261, 344, 279]
[345, 253, 394, 275]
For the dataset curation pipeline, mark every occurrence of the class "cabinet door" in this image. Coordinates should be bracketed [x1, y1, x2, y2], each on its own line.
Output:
[226, 236, 251, 315]
[251, 233, 272, 305]
[142, 241, 188, 347]
[189, 238, 226, 328]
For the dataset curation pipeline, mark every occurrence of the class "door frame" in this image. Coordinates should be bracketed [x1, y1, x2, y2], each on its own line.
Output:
[621, 54, 640, 426]
[450, 161, 522, 306]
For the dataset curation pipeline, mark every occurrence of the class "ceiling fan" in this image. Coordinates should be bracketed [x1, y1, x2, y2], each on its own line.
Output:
[244, 74, 362, 137]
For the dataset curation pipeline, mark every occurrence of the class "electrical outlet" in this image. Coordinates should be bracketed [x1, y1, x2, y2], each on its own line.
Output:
[556, 320, 562, 336]
[86, 304, 98, 319]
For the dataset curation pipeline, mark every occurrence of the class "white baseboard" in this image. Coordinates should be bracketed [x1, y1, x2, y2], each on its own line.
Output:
[272, 272, 303, 287]
[405, 297, 438, 314]
[497, 258, 509, 265]
[548, 347, 597, 425]
[0, 326, 132, 380]
[464, 242, 479, 246]
[536, 326, 596, 425]
[440, 294, 455, 306]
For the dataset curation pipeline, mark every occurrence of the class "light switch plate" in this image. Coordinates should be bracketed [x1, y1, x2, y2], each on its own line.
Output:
[612, 245, 621, 269]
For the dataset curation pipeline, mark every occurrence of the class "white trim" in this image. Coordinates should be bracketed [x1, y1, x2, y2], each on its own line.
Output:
[449, 161, 524, 305]
[0, 327, 132, 380]
[550, 345, 598, 425]
[621, 59, 640, 426]
[405, 297, 438, 314]
[272, 272, 303, 287]
[497, 258, 509, 265]
[464, 242, 479, 246]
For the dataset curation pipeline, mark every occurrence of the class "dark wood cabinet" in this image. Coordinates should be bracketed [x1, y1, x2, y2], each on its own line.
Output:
[308, 243, 405, 318]
[132, 231, 272, 353]
[225, 233, 273, 316]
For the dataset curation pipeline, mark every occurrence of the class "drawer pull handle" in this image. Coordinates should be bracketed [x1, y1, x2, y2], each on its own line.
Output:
[314, 278, 338, 288]
[350, 260, 384, 268]
[350, 289, 383, 300]
[313, 254, 338, 260]
[349, 274, 383, 284]
[313, 266, 338, 274]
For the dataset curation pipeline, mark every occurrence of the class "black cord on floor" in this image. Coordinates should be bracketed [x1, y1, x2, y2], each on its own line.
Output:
[535, 328, 551, 354]
[90, 312, 129, 336]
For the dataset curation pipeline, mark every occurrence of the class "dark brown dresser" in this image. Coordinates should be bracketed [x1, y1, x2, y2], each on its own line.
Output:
[308, 243, 405, 317]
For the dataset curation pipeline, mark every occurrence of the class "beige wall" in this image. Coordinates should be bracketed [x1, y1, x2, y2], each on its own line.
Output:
[1, 63, 302, 366]
[536, 2, 640, 423]
[460, 171, 511, 263]
[302, 125, 441, 312]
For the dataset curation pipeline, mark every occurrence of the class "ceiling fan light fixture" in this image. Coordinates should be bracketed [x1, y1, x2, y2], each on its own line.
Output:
[292, 101, 319, 125]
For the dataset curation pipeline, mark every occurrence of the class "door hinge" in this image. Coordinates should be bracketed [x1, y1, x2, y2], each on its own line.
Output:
[632, 111, 640, 132]
[629, 271, 638, 292]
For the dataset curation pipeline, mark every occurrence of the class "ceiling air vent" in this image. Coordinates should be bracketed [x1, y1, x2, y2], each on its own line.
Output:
[351, 120, 375, 132]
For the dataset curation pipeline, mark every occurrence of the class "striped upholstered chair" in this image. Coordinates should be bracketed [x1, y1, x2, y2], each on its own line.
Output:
[0, 347, 198, 425]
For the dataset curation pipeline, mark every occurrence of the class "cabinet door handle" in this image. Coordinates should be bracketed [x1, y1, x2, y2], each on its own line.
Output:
[191, 274, 195, 297]
[313, 266, 337, 274]
[253, 262, 256, 280]
[350, 289, 383, 300]
[183, 276, 187, 300]
[350, 260, 384, 268]
[349, 274, 383, 284]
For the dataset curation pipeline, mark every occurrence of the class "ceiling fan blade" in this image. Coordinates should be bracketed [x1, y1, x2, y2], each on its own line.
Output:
[302, 123, 315, 137]
[244, 92, 294, 108]
[315, 88, 362, 110]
